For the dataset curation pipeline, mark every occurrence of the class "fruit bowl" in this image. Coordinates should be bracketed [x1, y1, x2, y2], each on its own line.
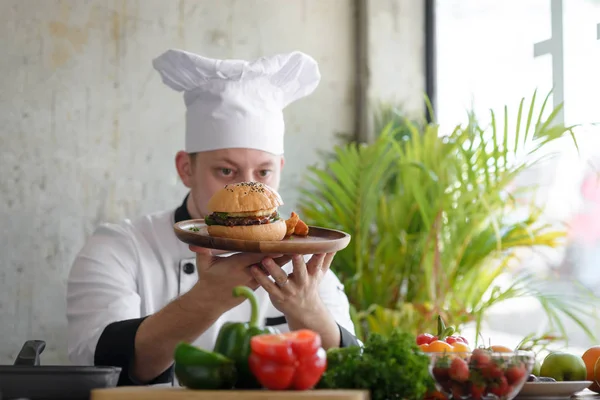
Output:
[426, 349, 536, 400]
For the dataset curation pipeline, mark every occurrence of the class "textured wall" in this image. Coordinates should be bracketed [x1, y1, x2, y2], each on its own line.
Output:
[368, 0, 425, 116]
[0, 0, 356, 364]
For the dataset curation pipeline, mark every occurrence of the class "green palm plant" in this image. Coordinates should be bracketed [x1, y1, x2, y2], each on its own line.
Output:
[299, 91, 599, 344]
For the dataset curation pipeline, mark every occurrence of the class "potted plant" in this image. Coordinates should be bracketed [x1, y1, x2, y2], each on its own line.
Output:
[298, 91, 599, 345]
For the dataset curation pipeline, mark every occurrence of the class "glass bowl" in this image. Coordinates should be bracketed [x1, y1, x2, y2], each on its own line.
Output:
[425, 349, 535, 400]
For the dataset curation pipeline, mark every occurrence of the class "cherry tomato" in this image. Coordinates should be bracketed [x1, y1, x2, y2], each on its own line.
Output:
[445, 336, 459, 345]
[417, 333, 436, 345]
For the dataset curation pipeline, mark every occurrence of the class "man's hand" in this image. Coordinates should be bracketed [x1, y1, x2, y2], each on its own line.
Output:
[249, 253, 341, 349]
[187, 246, 292, 315]
[132, 247, 291, 383]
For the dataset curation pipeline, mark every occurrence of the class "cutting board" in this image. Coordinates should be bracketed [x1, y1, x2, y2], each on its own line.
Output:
[90, 387, 370, 400]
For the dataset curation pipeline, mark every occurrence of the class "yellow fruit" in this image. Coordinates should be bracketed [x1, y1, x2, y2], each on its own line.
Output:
[490, 345, 513, 353]
[452, 342, 471, 352]
[420, 340, 454, 353]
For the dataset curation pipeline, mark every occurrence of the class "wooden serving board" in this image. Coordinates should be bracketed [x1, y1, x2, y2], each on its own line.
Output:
[90, 387, 370, 400]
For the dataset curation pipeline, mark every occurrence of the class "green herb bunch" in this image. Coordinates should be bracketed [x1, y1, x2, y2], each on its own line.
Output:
[318, 329, 435, 400]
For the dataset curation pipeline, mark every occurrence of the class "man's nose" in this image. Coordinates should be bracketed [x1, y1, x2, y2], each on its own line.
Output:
[238, 171, 254, 182]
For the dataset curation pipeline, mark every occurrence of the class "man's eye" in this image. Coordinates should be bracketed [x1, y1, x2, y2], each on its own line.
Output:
[220, 168, 233, 176]
[258, 170, 271, 177]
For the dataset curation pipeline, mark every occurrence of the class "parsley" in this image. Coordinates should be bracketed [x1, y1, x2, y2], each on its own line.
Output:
[317, 329, 434, 400]
[188, 226, 200, 232]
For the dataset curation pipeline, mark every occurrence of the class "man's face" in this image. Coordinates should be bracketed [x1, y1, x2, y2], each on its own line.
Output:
[176, 148, 285, 218]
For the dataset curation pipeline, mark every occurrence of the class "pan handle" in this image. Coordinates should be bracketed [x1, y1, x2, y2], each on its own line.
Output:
[14, 340, 46, 366]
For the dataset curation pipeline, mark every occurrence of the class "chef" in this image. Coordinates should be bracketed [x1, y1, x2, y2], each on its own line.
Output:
[66, 48, 360, 387]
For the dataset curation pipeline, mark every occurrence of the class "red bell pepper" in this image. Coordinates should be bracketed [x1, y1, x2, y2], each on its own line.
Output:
[248, 329, 327, 390]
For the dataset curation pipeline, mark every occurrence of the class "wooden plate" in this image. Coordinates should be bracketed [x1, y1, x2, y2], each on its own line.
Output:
[173, 219, 351, 254]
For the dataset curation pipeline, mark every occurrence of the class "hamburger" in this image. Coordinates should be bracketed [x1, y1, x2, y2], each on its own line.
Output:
[204, 181, 287, 241]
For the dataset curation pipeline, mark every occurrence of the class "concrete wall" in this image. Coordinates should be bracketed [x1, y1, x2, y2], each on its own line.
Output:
[368, 0, 425, 116]
[0, 0, 424, 364]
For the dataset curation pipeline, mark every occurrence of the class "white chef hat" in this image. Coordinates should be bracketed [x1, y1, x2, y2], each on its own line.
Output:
[152, 49, 321, 155]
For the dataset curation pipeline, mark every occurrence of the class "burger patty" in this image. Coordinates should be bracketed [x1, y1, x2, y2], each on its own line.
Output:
[205, 211, 280, 227]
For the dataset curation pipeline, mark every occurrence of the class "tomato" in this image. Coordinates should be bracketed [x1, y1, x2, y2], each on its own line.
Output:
[417, 315, 470, 351]
[445, 336, 459, 345]
[443, 335, 470, 346]
[417, 333, 437, 345]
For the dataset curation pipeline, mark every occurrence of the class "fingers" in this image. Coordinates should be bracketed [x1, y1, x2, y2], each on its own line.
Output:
[271, 255, 293, 267]
[322, 252, 336, 272]
[226, 252, 275, 268]
[261, 258, 289, 286]
[189, 246, 214, 271]
[250, 266, 284, 300]
[189, 245, 213, 255]
[188, 244, 296, 278]
[247, 278, 260, 291]
[306, 253, 326, 275]
[252, 255, 292, 278]
[291, 254, 308, 283]
[189, 245, 223, 256]
[190, 245, 231, 256]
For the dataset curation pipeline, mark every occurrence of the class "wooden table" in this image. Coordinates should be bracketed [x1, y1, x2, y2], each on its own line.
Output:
[90, 387, 600, 400]
[90, 387, 370, 400]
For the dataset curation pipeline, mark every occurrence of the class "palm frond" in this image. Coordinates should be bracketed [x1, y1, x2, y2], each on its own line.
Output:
[299, 90, 600, 341]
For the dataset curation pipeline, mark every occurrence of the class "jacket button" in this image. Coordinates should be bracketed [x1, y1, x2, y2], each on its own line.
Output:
[183, 263, 195, 275]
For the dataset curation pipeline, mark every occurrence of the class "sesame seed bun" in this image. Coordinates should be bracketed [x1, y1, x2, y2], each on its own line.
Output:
[207, 181, 283, 214]
[205, 182, 286, 241]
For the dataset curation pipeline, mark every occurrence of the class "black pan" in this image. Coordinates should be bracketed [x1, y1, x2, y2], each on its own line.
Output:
[0, 340, 121, 400]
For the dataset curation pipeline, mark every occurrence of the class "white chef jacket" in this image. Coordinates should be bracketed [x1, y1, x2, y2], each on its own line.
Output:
[66, 200, 356, 384]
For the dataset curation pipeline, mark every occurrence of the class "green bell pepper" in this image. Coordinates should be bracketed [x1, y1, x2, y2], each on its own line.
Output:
[213, 285, 279, 389]
[174, 342, 237, 390]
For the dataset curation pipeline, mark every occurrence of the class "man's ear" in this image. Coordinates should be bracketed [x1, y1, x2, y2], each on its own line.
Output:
[175, 151, 194, 188]
[280, 155, 285, 170]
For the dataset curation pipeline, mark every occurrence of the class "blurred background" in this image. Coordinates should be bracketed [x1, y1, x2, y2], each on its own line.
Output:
[1, 0, 599, 365]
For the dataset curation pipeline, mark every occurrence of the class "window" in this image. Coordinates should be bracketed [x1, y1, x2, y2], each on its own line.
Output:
[434, 0, 600, 350]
